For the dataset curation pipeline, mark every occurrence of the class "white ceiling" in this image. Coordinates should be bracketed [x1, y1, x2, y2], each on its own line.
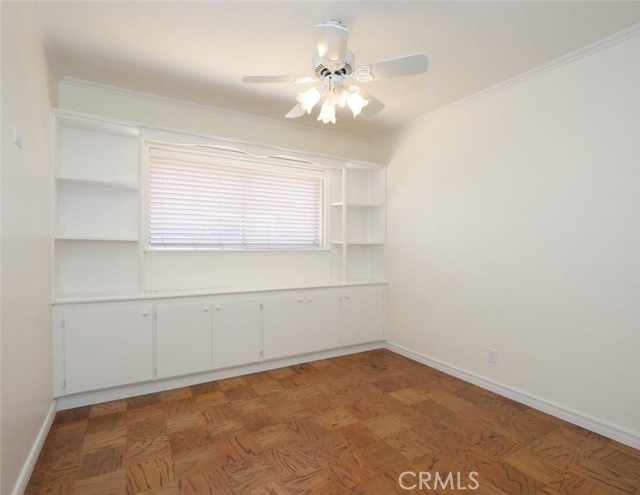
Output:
[36, 1, 640, 137]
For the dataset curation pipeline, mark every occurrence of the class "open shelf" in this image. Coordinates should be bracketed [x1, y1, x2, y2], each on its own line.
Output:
[328, 166, 386, 283]
[56, 236, 139, 243]
[56, 240, 140, 296]
[346, 244, 385, 282]
[331, 202, 384, 208]
[331, 241, 384, 246]
[56, 176, 138, 190]
[54, 113, 142, 300]
[56, 180, 139, 241]
[57, 125, 140, 184]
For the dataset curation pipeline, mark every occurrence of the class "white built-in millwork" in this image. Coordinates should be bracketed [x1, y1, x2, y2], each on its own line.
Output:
[53, 284, 386, 402]
[211, 296, 263, 369]
[51, 110, 388, 405]
[53, 111, 386, 301]
[54, 115, 141, 300]
[262, 289, 344, 359]
[341, 286, 386, 346]
[155, 301, 214, 379]
[62, 304, 154, 394]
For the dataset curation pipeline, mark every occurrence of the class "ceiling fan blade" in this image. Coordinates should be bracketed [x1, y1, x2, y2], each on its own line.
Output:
[355, 54, 429, 81]
[285, 104, 306, 119]
[242, 75, 315, 84]
[315, 21, 348, 61]
[359, 88, 385, 116]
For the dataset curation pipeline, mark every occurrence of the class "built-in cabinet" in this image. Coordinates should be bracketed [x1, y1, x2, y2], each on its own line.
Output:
[262, 293, 307, 359]
[212, 297, 262, 369]
[342, 286, 386, 346]
[53, 284, 385, 398]
[262, 289, 342, 360]
[63, 304, 154, 394]
[51, 111, 389, 403]
[156, 301, 213, 379]
[304, 290, 343, 354]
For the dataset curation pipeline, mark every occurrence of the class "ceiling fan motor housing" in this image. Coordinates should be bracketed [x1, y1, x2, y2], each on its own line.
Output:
[313, 50, 355, 80]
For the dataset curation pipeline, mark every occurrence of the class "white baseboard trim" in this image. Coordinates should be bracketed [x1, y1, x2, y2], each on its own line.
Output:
[57, 342, 385, 410]
[12, 401, 57, 495]
[386, 342, 640, 450]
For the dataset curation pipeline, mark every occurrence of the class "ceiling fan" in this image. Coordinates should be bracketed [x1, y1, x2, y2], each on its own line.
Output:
[241, 21, 429, 124]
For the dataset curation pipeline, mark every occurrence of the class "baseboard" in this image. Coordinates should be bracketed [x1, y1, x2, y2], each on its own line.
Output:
[385, 341, 640, 450]
[12, 401, 57, 495]
[57, 341, 385, 410]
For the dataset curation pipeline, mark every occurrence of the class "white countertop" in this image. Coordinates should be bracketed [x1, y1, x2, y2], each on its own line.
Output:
[52, 279, 388, 305]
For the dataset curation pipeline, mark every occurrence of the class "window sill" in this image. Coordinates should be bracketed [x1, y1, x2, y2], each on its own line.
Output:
[143, 247, 331, 254]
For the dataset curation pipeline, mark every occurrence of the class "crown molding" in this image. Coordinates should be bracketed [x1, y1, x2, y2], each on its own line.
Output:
[59, 22, 640, 145]
[373, 22, 640, 140]
[58, 77, 371, 145]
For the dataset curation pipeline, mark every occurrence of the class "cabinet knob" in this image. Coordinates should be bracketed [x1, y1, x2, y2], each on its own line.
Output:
[203, 307, 209, 312]
[297, 298, 303, 303]
[215, 306, 221, 311]
[142, 312, 149, 317]
[307, 297, 312, 302]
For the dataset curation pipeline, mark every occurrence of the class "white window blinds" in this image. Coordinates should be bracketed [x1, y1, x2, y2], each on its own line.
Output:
[148, 147, 324, 250]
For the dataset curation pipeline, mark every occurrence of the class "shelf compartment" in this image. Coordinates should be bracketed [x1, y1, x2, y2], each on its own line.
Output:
[346, 244, 385, 282]
[56, 181, 139, 240]
[57, 126, 140, 184]
[343, 206, 385, 246]
[345, 169, 385, 206]
[56, 240, 139, 296]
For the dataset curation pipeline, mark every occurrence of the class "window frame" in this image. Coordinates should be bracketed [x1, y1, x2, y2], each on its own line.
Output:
[142, 142, 329, 253]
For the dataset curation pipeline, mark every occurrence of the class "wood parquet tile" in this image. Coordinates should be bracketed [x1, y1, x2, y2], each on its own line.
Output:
[26, 350, 640, 494]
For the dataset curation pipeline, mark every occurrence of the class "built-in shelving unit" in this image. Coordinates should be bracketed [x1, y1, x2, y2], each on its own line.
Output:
[329, 165, 386, 283]
[53, 111, 386, 302]
[53, 114, 141, 300]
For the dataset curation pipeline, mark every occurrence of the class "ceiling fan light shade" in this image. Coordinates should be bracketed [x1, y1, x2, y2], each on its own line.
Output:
[317, 102, 336, 124]
[347, 87, 369, 117]
[297, 87, 321, 114]
[325, 86, 348, 108]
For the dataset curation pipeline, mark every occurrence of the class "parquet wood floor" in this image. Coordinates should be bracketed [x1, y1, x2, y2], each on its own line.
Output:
[26, 350, 640, 494]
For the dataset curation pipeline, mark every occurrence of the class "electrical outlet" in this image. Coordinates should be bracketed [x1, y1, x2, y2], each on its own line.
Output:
[488, 347, 497, 364]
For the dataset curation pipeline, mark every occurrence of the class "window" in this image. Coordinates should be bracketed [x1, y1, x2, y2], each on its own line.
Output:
[147, 145, 324, 250]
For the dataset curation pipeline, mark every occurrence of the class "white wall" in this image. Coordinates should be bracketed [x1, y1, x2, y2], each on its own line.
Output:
[144, 251, 331, 293]
[1, 2, 54, 493]
[378, 36, 640, 436]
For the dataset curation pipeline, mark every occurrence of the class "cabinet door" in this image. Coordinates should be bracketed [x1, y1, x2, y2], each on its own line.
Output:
[262, 293, 306, 360]
[305, 290, 342, 353]
[156, 302, 212, 379]
[213, 297, 261, 369]
[64, 305, 153, 394]
[342, 286, 386, 346]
